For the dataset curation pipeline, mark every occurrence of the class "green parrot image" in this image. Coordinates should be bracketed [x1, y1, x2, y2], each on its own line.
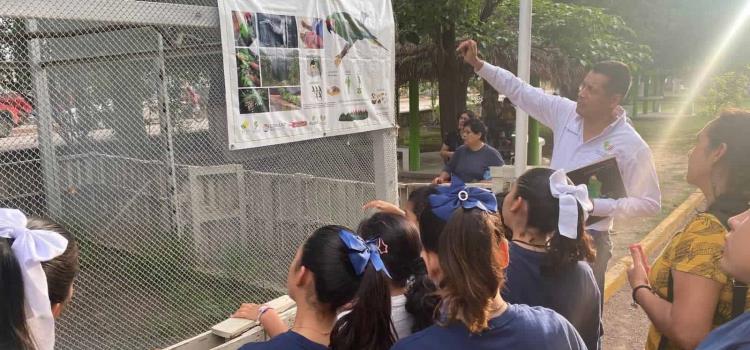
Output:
[325, 12, 387, 66]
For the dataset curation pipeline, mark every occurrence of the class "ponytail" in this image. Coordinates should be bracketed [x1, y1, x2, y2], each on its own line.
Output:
[0, 238, 35, 350]
[331, 213, 438, 349]
[438, 209, 505, 333]
[542, 203, 595, 276]
[331, 264, 395, 350]
[515, 168, 596, 276]
[404, 258, 439, 333]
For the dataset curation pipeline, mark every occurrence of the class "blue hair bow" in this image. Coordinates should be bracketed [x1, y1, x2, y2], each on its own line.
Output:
[428, 177, 498, 221]
[338, 229, 392, 278]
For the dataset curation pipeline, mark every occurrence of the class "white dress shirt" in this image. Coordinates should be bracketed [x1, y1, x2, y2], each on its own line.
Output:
[477, 62, 661, 231]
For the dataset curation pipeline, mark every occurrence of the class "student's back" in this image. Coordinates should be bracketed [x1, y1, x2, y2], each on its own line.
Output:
[241, 331, 326, 350]
[498, 168, 601, 349]
[392, 303, 585, 350]
[504, 242, 600, 348]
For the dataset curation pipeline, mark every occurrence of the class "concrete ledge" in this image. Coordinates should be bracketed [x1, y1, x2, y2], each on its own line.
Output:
[603, 192, 705, 302]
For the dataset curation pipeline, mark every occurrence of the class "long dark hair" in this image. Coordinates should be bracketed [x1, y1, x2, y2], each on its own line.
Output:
[0, 216, 79, 350]
[299, 225, 362, 314]
[513, 168, 596, 276]
[407, 185, 445, 253]
[438, 208, 506, 333]
[331, 213, 431, 349]
[704, 109, 750, 226]
[0, 238, 34, 350]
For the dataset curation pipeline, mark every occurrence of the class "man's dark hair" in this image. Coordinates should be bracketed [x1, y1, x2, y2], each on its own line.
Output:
[591, 61, 631, 97]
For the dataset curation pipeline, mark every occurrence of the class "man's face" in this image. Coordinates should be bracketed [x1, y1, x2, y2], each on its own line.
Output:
[575, 71, 619, 120]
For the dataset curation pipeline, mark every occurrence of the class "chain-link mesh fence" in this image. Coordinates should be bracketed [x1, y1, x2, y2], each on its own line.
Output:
[0, 1, 397, 348]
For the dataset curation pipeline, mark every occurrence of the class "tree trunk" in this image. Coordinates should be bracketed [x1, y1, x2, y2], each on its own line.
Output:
[481, 80, 499, 120]
[435, 24, 471, 138]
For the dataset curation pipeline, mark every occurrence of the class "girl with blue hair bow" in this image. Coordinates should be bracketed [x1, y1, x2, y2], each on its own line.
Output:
[367, 180, 585, 349]
[237, 225, 364, 350]
[330, 212, 437, 350]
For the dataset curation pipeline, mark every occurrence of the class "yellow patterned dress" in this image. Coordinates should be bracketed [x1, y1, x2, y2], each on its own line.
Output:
[645, 213, 750, 350]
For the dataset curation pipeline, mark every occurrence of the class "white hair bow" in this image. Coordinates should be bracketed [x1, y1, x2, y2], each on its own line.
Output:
[0, 209, 67, 350]
[549, 169, 593, 239]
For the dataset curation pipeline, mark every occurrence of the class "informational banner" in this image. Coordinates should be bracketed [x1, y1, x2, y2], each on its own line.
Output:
[217, 0, 396, 149]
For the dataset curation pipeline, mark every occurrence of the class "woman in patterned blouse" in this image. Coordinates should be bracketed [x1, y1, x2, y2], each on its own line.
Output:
[627, 109, 750, 350]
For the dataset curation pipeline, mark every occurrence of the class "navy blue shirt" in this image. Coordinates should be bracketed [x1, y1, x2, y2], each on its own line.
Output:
[696, 311, 750, 350]
[503, 242, 601, 350]
[238, 331, 327, 350]
[391, 303, 586, 350]
[444, 144, 504, 182]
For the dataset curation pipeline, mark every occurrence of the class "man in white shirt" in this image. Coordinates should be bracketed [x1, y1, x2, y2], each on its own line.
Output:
[457, 40, 661, 297]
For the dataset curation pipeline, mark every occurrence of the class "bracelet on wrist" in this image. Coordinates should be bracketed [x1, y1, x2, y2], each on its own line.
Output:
[256, 305, 273, 322]
[631, 284, 653, 306]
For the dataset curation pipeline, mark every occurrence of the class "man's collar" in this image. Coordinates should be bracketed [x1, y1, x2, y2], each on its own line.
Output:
[568, 106, 627, 136]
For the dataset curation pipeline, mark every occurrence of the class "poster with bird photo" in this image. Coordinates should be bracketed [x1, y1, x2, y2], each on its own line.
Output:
[218, 0, 396, 149]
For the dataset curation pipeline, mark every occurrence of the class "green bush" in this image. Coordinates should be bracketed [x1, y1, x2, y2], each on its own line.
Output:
[703, 66, 750, 116]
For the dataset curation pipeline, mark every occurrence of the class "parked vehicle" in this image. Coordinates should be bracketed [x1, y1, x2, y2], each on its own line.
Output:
[0, 93, 33, 138]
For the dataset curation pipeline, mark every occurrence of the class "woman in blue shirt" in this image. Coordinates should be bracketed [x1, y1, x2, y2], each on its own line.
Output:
[433, 118, 504, 184]
[391, 183, 586, 350]
[498, 168, 601, 350]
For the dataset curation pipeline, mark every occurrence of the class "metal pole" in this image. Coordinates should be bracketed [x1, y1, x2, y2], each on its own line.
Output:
[27, 19, 62, 219]
[408, 80, 421, 171]
[631, 74, 639, 119]
[527, 75, 540, 165]
[156, 32, 181, 238]
[515, 0, 532, 177]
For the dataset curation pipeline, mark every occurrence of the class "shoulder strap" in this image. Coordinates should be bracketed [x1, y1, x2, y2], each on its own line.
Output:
[732, 280, 748, 319]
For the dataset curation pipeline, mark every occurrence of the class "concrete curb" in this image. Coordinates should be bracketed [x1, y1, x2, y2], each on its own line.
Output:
[603, 192, 705, 302]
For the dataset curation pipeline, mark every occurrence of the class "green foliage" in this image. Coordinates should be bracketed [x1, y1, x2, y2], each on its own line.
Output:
[702, 66, 750, 117]
[395, 0, 652, 75]
[395, 0, 485, 44]
[278, 87, 301, 106]
[471, 0, 651, 69]
[0, 18, 31, 94]
[560, 0, 750, 72]
[532, 1, 651, 69]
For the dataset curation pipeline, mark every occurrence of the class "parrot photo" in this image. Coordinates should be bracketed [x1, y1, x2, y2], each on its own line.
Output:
[325, 12, 387, 66]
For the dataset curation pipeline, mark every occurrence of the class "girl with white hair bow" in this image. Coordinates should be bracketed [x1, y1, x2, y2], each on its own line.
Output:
[498, 168, 602, 350]
[0, 209, 79, 350]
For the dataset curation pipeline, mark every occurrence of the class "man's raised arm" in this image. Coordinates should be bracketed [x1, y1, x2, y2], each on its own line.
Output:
[457, 39, 576, 131]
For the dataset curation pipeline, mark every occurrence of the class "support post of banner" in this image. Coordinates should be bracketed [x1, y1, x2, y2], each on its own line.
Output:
[515, 0, 532, 177]
[373, 128, 399, 204]
[408, 80, 421, 171]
